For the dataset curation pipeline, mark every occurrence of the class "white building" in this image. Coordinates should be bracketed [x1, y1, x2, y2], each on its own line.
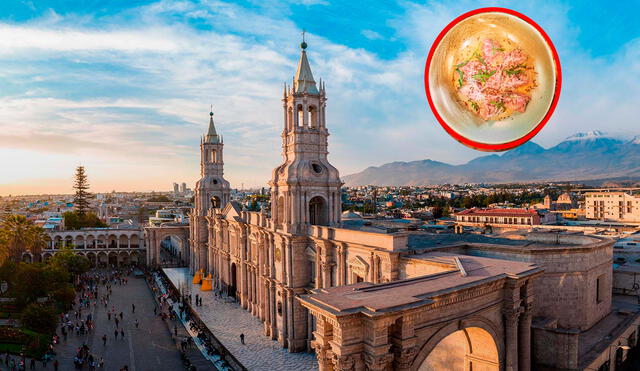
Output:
[585, 192, 640, 222]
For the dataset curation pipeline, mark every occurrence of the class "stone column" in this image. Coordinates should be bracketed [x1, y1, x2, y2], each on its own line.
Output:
[336, 246, 345, 286]
[504, 308, 520, 371]
[363, 320, 393, 371]
[312, 317, 334, 371]
[270, 282, 278, 340]
[263, 280, 271, 336]
[518, 305, 533, 371]
[519, 282, 534, 371]
[315, 257, 322, 289]
[322, 262, 333, 288]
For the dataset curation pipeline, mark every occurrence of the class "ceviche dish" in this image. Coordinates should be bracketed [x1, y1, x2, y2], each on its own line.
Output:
[454, 38, 537, 121]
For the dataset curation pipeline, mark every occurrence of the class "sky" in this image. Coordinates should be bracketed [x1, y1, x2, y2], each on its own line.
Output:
[1, 0, 639, 195]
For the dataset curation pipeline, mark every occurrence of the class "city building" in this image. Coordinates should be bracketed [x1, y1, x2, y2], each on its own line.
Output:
[180, 182, 187, 194]
[586, 192, 640, 223]
[173, 182, 179, 194]
[454, 208, 540, 229]
[145, 40, 639, 370]
[31, 228, 146, 266]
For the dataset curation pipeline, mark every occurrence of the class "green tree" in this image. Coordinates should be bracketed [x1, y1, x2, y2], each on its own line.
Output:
[49, 248, 90, 280]
[21, 303, 57, 334]
[73, 166, 92, 216]
[0, 215, 47, 264]
[62, 211, 107, 230]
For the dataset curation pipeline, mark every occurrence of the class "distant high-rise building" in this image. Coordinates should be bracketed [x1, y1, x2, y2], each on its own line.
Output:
[180, 182, 187, 194]
[173, 183, 179, 194]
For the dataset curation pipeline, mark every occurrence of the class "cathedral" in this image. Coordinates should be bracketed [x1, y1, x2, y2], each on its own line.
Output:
[185, 40, 639, 371]
[189, 39, 348, 352]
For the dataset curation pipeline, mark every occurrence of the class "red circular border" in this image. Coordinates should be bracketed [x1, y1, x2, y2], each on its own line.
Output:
[424, 7, 562, 152]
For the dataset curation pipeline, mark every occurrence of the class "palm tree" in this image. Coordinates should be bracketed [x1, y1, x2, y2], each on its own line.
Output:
[0, 215, 48, 263]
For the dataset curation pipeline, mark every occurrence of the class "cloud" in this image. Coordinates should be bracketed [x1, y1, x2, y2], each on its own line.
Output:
[361, 29, 383, 40]
[0, 0, 639, 195]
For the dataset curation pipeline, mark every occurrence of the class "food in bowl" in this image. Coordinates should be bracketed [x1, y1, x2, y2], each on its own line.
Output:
[454, 38, 537, 121]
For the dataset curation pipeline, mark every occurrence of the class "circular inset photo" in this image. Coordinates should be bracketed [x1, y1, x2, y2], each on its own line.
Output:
[425, 7, 561, 151]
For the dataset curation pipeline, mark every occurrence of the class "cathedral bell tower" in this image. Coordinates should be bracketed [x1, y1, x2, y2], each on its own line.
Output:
[269, 40, 342, 234]
[191, 109, 230, 272]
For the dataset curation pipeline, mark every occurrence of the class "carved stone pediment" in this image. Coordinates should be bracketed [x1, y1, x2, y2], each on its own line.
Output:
[348, 255, 369, 276]
[221, 201, 242, 220]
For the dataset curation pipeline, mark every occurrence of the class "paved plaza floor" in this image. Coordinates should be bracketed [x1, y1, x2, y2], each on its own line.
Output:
[49, 273, 185, 371]
[163, 268, 318, 371]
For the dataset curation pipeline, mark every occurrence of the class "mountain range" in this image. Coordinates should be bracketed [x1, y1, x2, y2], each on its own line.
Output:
[342, 131, 640, 186]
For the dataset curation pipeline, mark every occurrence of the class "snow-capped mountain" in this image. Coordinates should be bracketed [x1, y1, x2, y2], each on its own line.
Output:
[342, 132, 640, 186]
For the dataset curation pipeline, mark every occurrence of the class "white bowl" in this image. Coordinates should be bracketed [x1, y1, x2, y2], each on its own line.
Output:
[426, 8, 561, 151]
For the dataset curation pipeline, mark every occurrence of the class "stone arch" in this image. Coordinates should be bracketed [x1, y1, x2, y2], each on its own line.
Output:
[287, 107, 294, 130]
[44, 235, 52, 249]
[53, 236, 63, 249]
[22, 253, 32, 263]
[75, 235, 85, 249]
[412, 317, 503, 371]
[86, 252, 97, 268]
[98, 251, 108, 267]
[64, 235, 73, 248]
[130, 251, 140, 264]
[42, 252, 53, 261]
[96, 234, 106, 248]
[130, 234, 140, 248]
[308, 195, 328, 226]
[108, 252, 118, 266]
[108, 234, 118, 249]
[119, 234, 129, 249]
[211, 196, 221, 208]
[308, 105, 318, 128]
[86, 235, 95, 249]
[296, 104, 304, 126]
[145, 226, 189, 268]
[119, 251, 130, 265]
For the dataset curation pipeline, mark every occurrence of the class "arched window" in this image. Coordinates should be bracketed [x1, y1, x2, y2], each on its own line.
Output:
[211, 150, 217, 162]
[287, 107, 293, 130]
[309, 196, 327, 226]
[211, 196, 221, 208]
[297, 105, 304, 127]
[308, 105, 317, 128]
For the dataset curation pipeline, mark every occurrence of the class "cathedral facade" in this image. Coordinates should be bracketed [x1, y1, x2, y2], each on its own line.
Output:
[189, 42, 407, 353]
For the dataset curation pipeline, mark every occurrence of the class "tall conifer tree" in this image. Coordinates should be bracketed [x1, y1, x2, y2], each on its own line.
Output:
[73, 166, 92, 216]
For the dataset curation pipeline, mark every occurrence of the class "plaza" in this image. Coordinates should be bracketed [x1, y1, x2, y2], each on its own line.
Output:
[163, 267, 317, 371]
[49, 271, 185, 371]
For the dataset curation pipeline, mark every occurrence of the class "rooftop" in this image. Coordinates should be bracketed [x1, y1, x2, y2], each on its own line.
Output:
[301, 252, 541, 316]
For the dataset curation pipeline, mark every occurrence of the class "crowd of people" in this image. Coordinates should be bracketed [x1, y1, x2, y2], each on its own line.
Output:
[149, 271, 235, 370]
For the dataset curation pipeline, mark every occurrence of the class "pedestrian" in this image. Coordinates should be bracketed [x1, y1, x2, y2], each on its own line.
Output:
[115, 318, 119, 328]
[240, 333, 245, 345]
[120, 329, 124, 338]
[114, 329, 118, 339]
[119, 312, 123, 320]
[174, 325, 178, 337]
[98, 358, 104, 368]
[108, 312, 111, 321]
[132, 303, 135, 313]
[29, 358, 35, 370]
[153, 307, 157, 315]
[102, 334, 107, 346]
[135, 319, 139, 329]
[54, 359, 59, 371]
